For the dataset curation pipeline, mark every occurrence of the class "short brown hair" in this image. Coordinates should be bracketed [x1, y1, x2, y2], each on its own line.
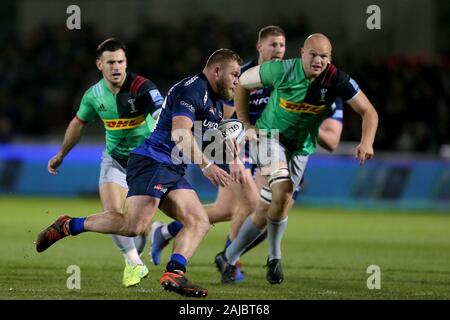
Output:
[96, 38, 126, 58]
[205, 48, 243, 68]
[258, 25, 285, 42]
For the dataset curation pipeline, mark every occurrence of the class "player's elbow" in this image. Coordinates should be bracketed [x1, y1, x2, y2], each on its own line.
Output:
[370, 108, 379, 126]
[326, 139, 340, 152]
[318, 135, 339, 152]
[121, 223, 148, 237]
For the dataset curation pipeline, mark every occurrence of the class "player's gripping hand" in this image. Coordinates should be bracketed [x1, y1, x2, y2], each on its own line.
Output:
[202, 163, 231, 187]
[48, 154, 64, 175]
[244, 124, 258, 143]
[229, 162, 245, 184]
[224, 137, 241, 162]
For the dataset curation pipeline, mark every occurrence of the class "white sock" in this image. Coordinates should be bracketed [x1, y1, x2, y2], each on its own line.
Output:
[133, 233, 151, 255]
[123, 249, 143, 265]
[225, 216, 265, 265]
[161, 224, 173, 240]
[267, 216, 288, 260]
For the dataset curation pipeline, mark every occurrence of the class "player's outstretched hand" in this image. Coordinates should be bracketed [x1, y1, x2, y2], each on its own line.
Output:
[48, 154, 63, 175]
[355, 143, 374, 165]
[224, 138, 241, 162]
[229, 162, 245, 184]
[202, 163, 231, 187]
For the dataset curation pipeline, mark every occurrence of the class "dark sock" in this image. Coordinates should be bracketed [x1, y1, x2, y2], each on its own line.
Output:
[242, 230, 267, 256]
[168, 221, 183, 237]
[166, 253, 187, 273]
[68, 217, 86, 235]
[224, 236, 232, 250]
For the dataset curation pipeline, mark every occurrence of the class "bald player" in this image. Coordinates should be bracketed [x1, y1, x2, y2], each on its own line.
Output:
[214, 33, 379, 285]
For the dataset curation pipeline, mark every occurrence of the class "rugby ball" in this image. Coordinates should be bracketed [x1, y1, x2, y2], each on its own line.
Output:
[217, 119, 245, 143]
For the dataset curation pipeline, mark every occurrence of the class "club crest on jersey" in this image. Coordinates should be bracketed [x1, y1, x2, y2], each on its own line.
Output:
[128, 98, 138, 113]
[320, 88, 328, 102]
[154, 183, 168, 193]
[203, 91, 208, 105]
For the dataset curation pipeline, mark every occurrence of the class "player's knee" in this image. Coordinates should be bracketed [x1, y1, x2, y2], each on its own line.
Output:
[118, 215, 148, 237]
[272, 191, 292, 210]
[271, 183, 293, 210]
[198, 218, 210, 236]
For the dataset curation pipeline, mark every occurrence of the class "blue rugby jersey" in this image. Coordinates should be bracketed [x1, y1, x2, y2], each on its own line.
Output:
[329, 97, 344, 122]
[132, 73, 224, 165]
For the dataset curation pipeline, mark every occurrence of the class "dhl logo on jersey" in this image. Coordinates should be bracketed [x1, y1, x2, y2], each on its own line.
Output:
[279, 98, 326, 114]
[103, 115, 145, 130]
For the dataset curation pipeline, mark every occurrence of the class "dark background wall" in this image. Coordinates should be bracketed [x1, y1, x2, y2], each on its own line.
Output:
[1, 0, 449, 155]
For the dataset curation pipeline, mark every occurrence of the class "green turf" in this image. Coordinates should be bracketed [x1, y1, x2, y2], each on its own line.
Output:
[0, 196, 449, 300]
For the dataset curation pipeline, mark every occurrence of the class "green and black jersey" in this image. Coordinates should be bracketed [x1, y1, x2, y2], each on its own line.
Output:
[76, 72, 163, 166]
[257, 58, 360, 155]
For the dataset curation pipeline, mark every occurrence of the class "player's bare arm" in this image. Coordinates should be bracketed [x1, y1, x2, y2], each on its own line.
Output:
[318, 118, 343, 152]
[347, 91, 379, 165]
[236, 66, 263, 141]
[234, 85, 251, 127]
[239, 65, 263, 90]
[171, 115, 231, 187]
[48, 117, 85, 175]
[223, 103, 235, 119]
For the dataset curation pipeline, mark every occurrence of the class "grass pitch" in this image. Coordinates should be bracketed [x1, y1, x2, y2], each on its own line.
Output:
[0, 196, 449, 300]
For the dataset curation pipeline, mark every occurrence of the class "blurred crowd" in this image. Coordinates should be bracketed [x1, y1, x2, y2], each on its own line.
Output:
[0, 16, 449, 154]
[343, 55, 450, 153]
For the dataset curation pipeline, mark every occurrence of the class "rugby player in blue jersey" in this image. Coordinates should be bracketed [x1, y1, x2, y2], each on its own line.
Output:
[36, 48, 243, 298]
[150, 26, 345, 282]
[149, 26, 286, 276]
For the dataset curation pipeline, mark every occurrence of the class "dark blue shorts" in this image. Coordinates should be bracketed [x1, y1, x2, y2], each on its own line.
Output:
[126, 154, 193, 199]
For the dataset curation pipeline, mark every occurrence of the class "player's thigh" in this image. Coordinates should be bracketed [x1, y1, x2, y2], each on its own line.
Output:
[99, 182, 128, 212]
[205, 185, 238, 222]
[254, 169, 266, 191]
[162, 189, 209, 227]
[230, 169, 259, 210]
[98, 152, 128, 211]
[271, 180, 293, 203]
[124, 195, 160, 234]
[255, 134, 289, 176]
